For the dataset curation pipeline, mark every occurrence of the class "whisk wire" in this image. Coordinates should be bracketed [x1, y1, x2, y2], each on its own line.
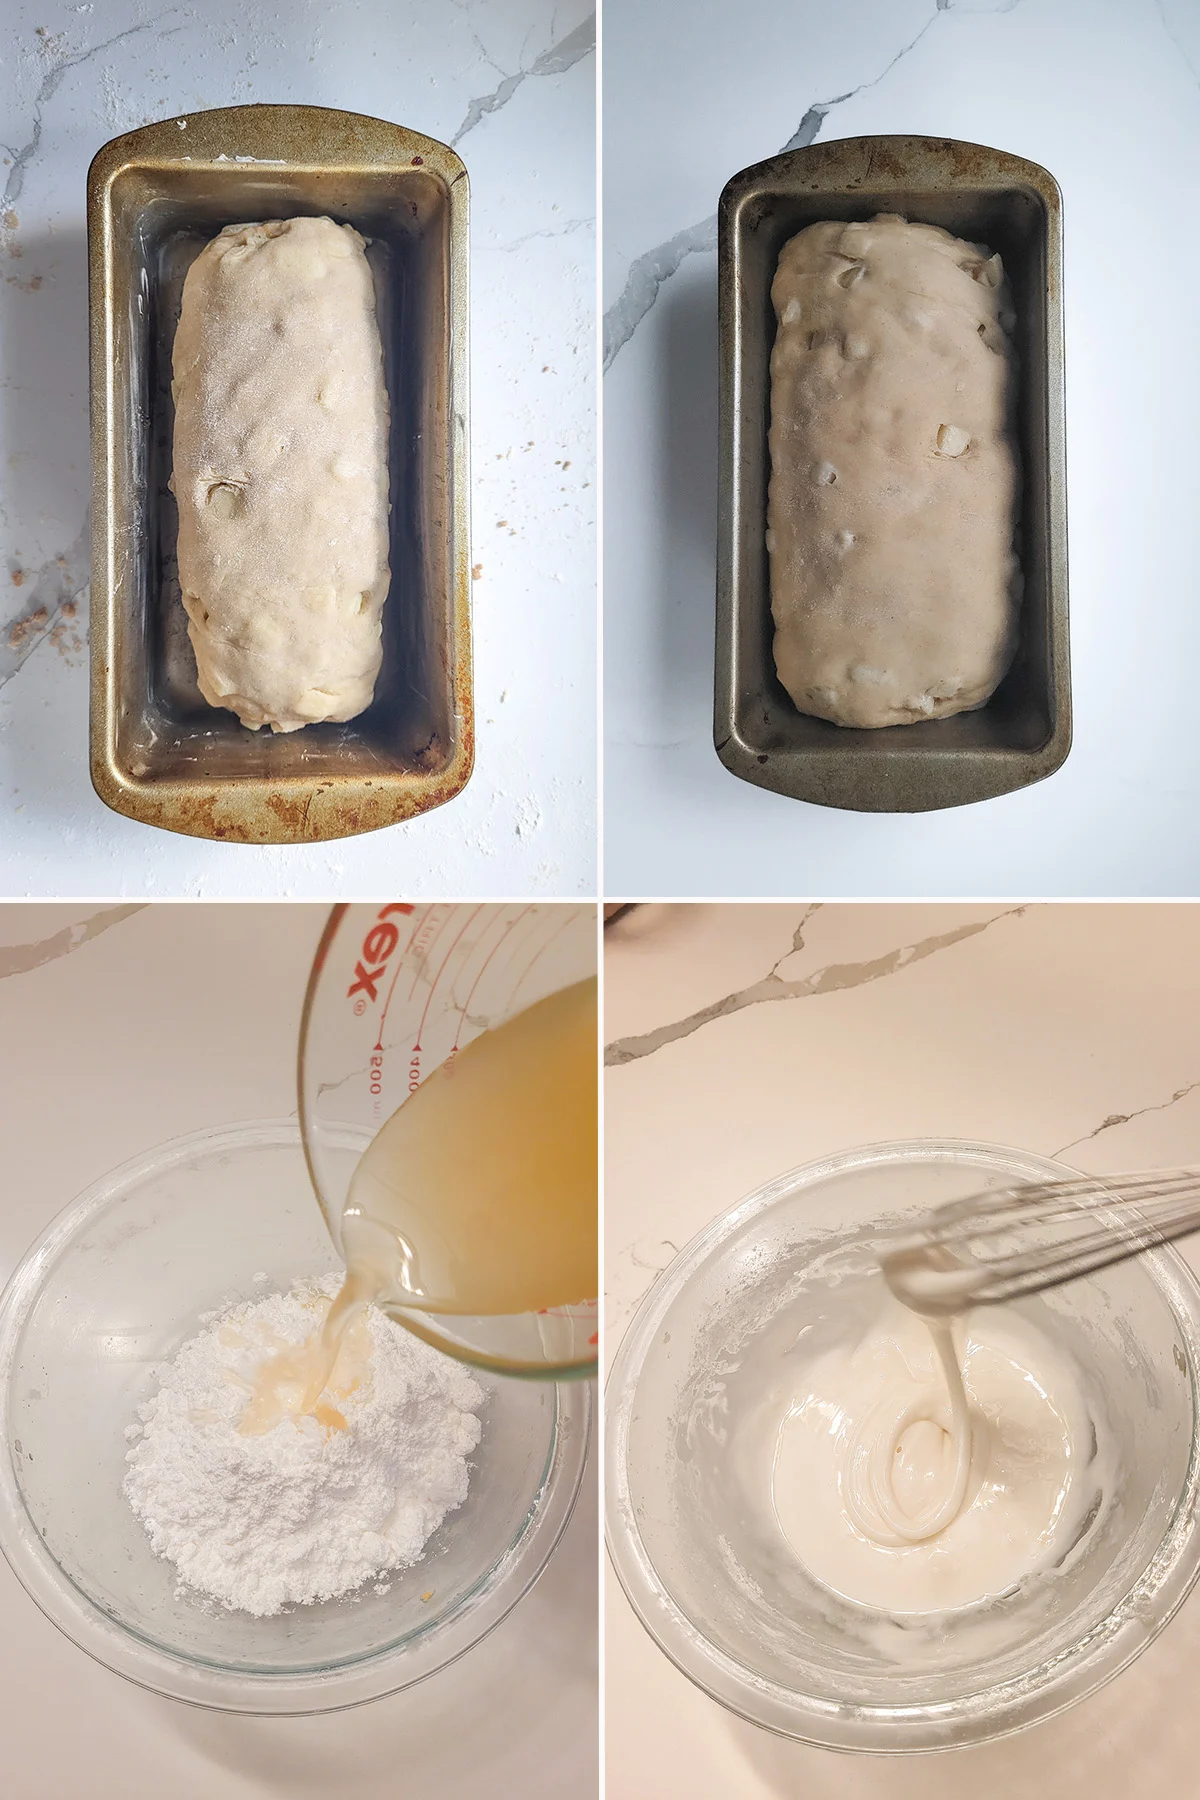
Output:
[882, 1167, 1200, 1310]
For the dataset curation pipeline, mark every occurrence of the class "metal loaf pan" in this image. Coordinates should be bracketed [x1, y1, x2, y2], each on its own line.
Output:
[88, 105, 471, 844]
[715, 136, 1068, 814]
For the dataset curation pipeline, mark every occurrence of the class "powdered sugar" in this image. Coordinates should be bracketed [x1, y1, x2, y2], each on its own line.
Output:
[123, 1275, 483, 1617]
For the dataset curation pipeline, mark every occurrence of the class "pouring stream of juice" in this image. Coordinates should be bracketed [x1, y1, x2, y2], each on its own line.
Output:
[241, 976, 598, 1430]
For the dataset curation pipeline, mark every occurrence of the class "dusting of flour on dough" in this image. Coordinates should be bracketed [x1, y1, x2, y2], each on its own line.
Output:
[123, 1275, 483, 1617]
[171, 216, 391, 734]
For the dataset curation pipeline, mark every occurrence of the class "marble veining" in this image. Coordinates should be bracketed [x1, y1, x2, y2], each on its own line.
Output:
[0, 903, 143, 980]
[0, 0, 595, 897]
[603, 0, 1018, 371]
[605, 904, 1024, 1066]
[604, 0, 1200, 899]
[0, 900, 597, 1795]
[1, 11, 187, 209]
[0, 515, 90, 696]
[1054, 1079, 1200, 1160]
[606, 902, 1200, 1793]
[452, 12, 596, 145]
[1155, 0, 1200, 90]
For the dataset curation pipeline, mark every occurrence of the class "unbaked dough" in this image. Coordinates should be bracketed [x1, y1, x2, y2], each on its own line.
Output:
[171, 216, 390, 733]
[767, 214, 1021, 729]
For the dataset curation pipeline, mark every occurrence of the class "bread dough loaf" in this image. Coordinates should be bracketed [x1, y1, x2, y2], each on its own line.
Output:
[171, 216, 390, 733]
[767, 214, 1021, 729]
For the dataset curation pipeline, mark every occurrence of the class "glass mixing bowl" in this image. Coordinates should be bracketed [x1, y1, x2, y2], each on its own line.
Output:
[299, 903, 598, 1379]
[0, 1121, 590, 1714]
[606, 1139, 1200, 1752]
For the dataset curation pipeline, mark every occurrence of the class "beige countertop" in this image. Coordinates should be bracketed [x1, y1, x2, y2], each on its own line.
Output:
[0, 904, 597, 1800]
[604, 902, 1200, 1799]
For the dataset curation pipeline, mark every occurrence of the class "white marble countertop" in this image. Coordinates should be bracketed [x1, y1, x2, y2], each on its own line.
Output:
[0, 0, 595, 898]
[603, 0, 1200, 897]
[0, 904, 597, 1800]
[605, 900, 1200, 1796]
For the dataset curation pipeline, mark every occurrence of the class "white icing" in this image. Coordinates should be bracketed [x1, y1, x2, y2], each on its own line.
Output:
[767, 1290, 1114, 1616]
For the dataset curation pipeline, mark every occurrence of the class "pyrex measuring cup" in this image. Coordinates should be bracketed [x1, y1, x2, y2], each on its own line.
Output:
[298, 903, 598, 1378]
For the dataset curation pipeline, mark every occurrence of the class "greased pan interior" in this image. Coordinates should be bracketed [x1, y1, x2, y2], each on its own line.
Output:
[88, 105, 471, 844]
[715, 136, 1068, 814]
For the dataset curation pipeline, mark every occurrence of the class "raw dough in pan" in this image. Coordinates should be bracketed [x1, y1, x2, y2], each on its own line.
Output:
[767, 213, 1021, 729]
[171, 215, 390, 733]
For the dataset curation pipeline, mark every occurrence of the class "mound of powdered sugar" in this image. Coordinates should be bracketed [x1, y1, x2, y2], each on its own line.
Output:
[123, 1275, 483, 1617]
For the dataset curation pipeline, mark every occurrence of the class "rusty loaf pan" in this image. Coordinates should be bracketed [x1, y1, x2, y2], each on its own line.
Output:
[715, 136, 1068, 814]
[87, 105, 471, 844]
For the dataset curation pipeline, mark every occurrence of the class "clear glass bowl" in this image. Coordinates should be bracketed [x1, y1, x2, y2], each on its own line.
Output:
[606, 1140, 1200, 1752]
[0, 1120, 590, 1714]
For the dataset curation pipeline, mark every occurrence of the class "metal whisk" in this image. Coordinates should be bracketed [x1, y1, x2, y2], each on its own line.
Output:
[881, 1167, 1200, 1315]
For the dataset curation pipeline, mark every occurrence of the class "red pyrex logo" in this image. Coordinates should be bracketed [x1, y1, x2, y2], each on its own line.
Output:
[347, 904, 416, 1011]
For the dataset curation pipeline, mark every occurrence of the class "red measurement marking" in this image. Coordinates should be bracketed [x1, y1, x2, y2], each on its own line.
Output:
[413, 906, 482, 1054]
[452, 906, 531, 1051]
[506, 905, 587, 1016]
[374, 905, 431, 1053]
[459, 906, 543, 1022]
[406, 908, 453, 1005]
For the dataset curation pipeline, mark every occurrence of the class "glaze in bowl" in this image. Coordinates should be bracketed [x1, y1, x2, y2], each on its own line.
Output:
[606, 1140, 1200, 1751]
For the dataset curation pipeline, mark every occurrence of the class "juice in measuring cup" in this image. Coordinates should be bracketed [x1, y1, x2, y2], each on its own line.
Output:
[339, 976, 598, 1318]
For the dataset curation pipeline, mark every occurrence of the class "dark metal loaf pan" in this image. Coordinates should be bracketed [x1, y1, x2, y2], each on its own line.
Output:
[88, 105, 471, 844]
[715, 136, 1068, 814]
